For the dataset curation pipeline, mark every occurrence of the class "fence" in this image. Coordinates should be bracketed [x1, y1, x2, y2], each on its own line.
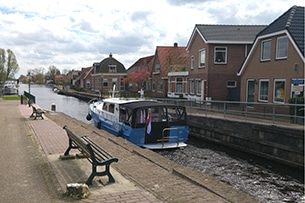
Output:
[156, 98, 305, 126]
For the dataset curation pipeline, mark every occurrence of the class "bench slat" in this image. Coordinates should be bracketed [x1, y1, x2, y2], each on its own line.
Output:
[62, 126, 118, 185]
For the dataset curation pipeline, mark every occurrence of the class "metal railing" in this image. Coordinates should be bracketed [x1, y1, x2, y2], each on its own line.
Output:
[157, 98, 305, 127]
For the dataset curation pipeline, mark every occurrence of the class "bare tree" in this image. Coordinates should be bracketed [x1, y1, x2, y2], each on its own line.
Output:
[0, 49, 6, 82]
[46, 65, 60, 82]
[6, 49, 19, 80]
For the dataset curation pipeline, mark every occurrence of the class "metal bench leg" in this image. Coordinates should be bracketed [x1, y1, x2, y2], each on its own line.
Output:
[86, 164, 97, 185]
[86, 164, 115, 185]
[106, 164, 115, 183]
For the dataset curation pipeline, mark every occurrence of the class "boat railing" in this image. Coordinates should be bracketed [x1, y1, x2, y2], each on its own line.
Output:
[158, 128, 184, 147]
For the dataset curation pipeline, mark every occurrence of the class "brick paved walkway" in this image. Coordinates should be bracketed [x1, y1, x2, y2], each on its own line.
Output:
[18, 103, 260, 203]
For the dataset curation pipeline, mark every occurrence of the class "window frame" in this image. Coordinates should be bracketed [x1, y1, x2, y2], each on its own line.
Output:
[276, 36, 288, 59]
[198, 49, 206, 68]
[108, 65, 117, 73]
[273, 79, 285, 103]
[196, 79, 202, 95]
[103, 78, 108, 88]
[227, 80, 237, 88]
[258, 79, 269, 102]
[190, 55, 194, 70]
[189, 79, 194, 95]
[214, 47, 227, 64]
[261, 39, 271, 61]
[176, 77, 183, 93]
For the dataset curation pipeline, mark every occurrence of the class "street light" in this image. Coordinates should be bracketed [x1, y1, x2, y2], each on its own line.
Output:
[27, 71, 31, 94]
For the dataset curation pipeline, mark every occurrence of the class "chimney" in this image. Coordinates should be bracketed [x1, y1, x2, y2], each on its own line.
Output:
[174, 42, 178, 48]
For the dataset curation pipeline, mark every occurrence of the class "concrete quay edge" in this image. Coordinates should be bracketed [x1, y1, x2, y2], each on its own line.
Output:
[19, 102, 261, 203]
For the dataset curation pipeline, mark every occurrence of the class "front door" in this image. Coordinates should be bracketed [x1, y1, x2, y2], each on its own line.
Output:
[247, 80, 255, 106]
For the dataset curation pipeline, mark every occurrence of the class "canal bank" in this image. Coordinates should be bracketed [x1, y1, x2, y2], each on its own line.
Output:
[188, 115, 304, 170]
[14, 100, 259, 202]
[58, 89, 305, 170]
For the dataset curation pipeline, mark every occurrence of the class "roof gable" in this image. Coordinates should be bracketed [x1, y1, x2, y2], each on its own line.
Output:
[258, 5, 304, 56]
[93, 53, 126, 73]
[187, 24, 266, 49]
[154, 44, 188, 76]
[238, 6, 305, 76]
[127, 55, 154, 73]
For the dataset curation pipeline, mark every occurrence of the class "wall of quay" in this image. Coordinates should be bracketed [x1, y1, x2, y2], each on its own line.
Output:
[187, 115, 304, 170]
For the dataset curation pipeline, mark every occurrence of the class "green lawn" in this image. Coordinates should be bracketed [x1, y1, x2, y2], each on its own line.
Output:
[0, 95, 20, 100]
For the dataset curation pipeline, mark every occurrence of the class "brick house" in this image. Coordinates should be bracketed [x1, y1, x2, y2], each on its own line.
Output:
[75, 66, 93, 89]
[150, 43, 189, 98]
[126, 55, 154, 92]
[237, 6, 304, 104]
[186, 24, 266, 101]
[91, 53, 127, 95]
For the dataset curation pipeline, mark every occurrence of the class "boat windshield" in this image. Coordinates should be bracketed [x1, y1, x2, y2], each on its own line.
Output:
[119, 105, 186, 128]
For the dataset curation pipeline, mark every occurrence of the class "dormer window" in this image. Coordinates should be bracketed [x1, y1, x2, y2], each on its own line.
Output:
[109, 65, 117, 73]
[154, 64, 160, 73]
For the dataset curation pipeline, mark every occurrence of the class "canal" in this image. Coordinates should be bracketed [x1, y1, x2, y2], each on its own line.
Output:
[20, 84, 304, 203]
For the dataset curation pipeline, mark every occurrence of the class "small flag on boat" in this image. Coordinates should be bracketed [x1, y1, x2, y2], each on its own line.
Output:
[146, 111, 151, 135]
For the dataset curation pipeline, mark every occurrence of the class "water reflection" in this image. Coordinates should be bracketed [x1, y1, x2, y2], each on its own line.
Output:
[19, 84, 90, 123]
[19, 84, 304, 202]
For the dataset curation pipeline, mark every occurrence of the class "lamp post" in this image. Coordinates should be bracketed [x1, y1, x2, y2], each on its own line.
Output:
[294, 63, 299, 123]
[27, 71, 31, 94]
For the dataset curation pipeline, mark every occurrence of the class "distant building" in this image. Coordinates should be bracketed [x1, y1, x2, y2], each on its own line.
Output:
[126, 55, 154, 92]
[91, 53, 127, 94]
[75, 67, 93, 89]
[150, 43, 189, 98]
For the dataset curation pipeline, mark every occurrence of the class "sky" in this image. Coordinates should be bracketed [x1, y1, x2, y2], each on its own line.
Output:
[0, 0, 304, 78]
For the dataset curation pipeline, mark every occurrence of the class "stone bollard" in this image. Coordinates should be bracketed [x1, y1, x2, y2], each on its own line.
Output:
[65, 183, 90, 199]
[51, 103, 56, 111]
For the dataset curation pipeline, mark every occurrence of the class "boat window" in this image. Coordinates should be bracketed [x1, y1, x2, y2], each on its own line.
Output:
[120, 107, 132, 126]
[109, 104, 114, 113]
[136, 109, 147, 124]
[151, 107, 167, 122]
[103, 103, 108, 111]
[168, 107, 186, 121]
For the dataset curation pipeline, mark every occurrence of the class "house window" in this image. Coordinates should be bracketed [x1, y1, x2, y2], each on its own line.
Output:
[191, 55, 194, 69]
[274, 79, 285, 103]
[214, 47, 227, 64]
[152, 81, 155, 92]
[198, 49, 205, 68]
[261, 39, 271, 61]
[112, 78, 117, 88]
[154, 64, 161, 73]
[103, 78, 108, 88]
[196, 80, 202, 95]
[157, 80, 163, 93]
[86, 80, 90, 88]
[276, 36, 288, 59]
[176, 77, 183, 93]
[109, 65, 117, 73]
[227, 80, 237, 88]
[190, 79, 194, 94]
[259, 80, 269, 102]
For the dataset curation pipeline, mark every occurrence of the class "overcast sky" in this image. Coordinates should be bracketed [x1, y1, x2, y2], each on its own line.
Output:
[0, 0, 304, 77]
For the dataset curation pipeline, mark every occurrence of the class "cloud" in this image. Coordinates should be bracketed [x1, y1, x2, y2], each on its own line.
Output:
[0, 0, 304, 77]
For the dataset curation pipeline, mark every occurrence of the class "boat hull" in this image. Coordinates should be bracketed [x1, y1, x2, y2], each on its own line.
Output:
[87, 98, 189, 149]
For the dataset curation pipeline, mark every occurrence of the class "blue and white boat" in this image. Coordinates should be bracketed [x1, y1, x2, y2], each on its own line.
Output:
[86, 95, 189, 149]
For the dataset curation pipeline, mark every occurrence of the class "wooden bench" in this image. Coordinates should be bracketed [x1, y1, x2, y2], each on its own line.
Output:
[61, 126, 119, 185]
[30, 106, 44, 119]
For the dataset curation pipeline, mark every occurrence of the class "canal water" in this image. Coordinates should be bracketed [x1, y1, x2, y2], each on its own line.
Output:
[20, 84, 304, 203]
